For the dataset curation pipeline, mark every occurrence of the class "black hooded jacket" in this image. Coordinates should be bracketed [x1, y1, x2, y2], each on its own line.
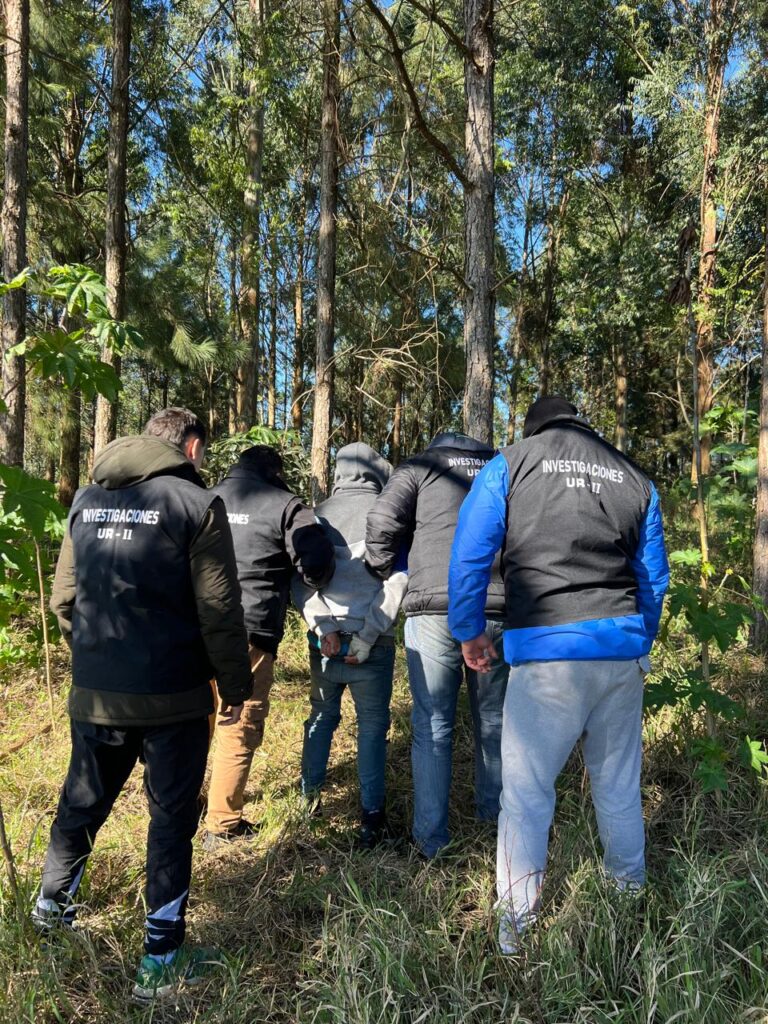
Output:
[214, 449, 335, 654]
[51, 436, 253, 726]
[365, 432, 506, 618]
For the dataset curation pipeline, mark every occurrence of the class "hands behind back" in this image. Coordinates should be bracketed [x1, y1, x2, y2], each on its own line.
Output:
[461, 633, 498, 674]
[344, 635, 372, 665]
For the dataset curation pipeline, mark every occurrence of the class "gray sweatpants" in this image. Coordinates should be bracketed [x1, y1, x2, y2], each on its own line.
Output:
[497, 658, 646, 936]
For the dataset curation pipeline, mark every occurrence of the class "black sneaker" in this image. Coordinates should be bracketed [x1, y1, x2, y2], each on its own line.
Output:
[200, 819, 260, 852]
[357, 809, 388, 851]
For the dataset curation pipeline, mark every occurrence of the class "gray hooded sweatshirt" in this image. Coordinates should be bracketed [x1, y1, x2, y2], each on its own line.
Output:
[292, 443, 407, 645]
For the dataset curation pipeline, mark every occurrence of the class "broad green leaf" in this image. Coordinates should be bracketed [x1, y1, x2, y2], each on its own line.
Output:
[738, 737, 768, 775]
[0, 466, 65, 539]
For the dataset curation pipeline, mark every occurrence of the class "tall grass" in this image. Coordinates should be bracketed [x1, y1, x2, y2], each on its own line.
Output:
[1, 627, 767, 1022]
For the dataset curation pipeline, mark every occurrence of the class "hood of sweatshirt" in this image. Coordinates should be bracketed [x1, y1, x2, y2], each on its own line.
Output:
[91, 436, 204, 490]
[427, 431, 495, 455]
[331, 442, 391, 495]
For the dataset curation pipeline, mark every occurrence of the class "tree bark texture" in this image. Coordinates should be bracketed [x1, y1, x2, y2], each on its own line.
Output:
[291, 168, 309, 433]
[694, 1, 728, 481]
[58, 389, 81, 507]
[94, 0, 130, 453]
[267, 230, 278, 428]
[462, 0, 495, 445]
[310, 0, 340, 502]
[236, 0, 266, 430]
[614, 338, 628, 452]
[0, 0, 30, 466]
[753, 188, 768, 650]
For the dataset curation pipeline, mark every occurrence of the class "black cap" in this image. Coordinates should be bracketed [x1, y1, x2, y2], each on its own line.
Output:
[522, 396, 581, 439]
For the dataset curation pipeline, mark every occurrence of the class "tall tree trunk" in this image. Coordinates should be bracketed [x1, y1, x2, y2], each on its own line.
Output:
[694, 1, 728, 481]
[753, 186, 768, 650]
[291, 158, 310, 434]
[614, 337, 628, 452]
[462, 0, 494, 444]
[58, 390, 81, 507]
[228, 235, 240, 433]
[291, 262, 304, 432]
[267, 227, 278, 428]
[94, 0, 130, 453]
[56, 94, 86, 499]
[391, 378, 403, 466]
[0, 0, 29, 466]
[236, 0, 266, 429]
[310, 0, 340, 502]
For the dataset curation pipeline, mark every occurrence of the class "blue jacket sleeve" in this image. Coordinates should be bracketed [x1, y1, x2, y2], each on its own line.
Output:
[630, 483, 669, 639]
[448, 454, 508, 642]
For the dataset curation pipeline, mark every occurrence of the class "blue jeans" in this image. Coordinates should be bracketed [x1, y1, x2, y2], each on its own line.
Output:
[405, 615, 508, 857]
[301, 641, 395, 814]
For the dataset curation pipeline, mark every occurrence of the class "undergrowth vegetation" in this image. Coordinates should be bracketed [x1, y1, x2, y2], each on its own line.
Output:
[1, 611, 767, 1023]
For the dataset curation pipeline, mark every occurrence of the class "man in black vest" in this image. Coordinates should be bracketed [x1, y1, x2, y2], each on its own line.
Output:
[448, 397, 669, 953]
[365, 432, 508, 859]
[38, 408, 252, 1002]
[203, 445, 334, 846]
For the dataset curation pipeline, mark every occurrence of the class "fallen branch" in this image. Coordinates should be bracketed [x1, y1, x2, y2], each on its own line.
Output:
[0, 797, 22, 918]
[0, 722, 53, 763]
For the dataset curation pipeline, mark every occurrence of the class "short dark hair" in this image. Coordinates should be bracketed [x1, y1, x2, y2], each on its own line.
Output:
[143, 407, 207, 448]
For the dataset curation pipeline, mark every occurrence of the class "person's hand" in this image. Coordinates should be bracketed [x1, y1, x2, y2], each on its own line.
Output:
[461, 633, 498, 673]
[218, 702, 244, 726]
[321, 631, 341, 657]
[344, 636, 372, 665]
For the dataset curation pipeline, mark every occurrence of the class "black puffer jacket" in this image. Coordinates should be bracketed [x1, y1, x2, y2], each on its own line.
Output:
[214, 448, 335, 655]
[365, 432, 506, 618]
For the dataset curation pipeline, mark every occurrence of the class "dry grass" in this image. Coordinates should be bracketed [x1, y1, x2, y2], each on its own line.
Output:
[2, 619, 768, 1023]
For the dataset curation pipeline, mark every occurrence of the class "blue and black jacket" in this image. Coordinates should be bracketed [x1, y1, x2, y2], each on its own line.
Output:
[447, 414, 669, 665]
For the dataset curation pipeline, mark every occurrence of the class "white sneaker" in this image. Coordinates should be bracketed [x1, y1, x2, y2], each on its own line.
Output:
[498, 914, 523, 956]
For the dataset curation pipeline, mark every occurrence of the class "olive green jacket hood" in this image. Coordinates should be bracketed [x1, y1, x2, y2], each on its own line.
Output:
[91, 435, 203, 490]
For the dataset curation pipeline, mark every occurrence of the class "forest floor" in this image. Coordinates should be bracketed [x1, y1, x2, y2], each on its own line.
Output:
[2, 617, 768, 1024]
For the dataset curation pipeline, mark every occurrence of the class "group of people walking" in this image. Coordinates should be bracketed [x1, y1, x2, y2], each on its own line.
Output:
[32, 397, 669, 1000]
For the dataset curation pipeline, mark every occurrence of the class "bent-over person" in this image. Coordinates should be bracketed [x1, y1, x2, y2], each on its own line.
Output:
[203, 445, 334, 847]
[292, 443, 407, 848]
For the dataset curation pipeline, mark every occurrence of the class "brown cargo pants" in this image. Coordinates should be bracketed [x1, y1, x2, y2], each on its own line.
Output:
[205, 645, 274, 835]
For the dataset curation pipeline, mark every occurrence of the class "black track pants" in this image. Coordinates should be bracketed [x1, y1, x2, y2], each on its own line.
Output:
[40, 717, 209, 955]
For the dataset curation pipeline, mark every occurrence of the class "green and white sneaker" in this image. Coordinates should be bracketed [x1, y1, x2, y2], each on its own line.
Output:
[131, 946, 223, 1003]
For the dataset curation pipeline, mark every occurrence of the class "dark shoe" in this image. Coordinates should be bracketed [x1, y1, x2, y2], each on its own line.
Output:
[32, 895, 78, 933]
[200, 819, 260, 852]
[357, 809, 388, 850]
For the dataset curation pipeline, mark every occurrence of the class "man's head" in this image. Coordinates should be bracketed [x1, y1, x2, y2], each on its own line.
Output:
[238, 445, 284, 480]
[143, 407, 207, 470]
[522, 396, 581, 439]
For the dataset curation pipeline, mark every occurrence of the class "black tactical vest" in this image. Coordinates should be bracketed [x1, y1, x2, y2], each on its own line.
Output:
[501, 421, 652, 628]
[69, 474, 215, 700]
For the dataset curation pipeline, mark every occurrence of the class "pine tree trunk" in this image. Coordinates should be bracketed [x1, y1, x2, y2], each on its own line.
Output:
[614, 337, 628, 452]
[94, 0, 130, 453]
[462, 0, 494, 445]
[267, 229, 277, 428]
[291, 270, 304, 432]
[310, 0, 340, 502]
[0, 0, 29, 467]
[392, 378, 403, 466]
[237, 0, 265, 429]
[753, 187, 768, 650]
[694, 1, 727, 482]
[58, 390, 81, 507]
[291, 172, 309, 433]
